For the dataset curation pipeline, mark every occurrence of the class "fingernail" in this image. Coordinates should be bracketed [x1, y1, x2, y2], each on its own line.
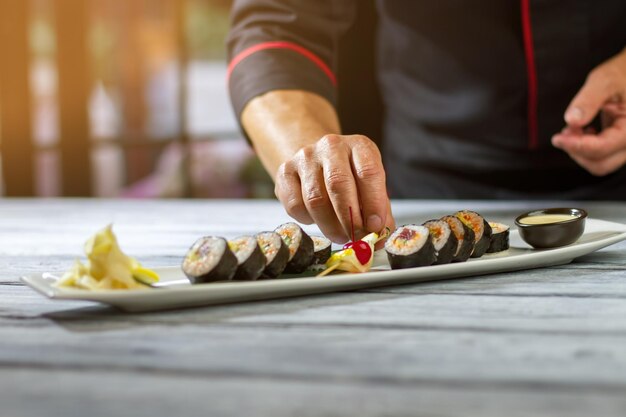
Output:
[565, 107, 584, 123]
[366, 214, 382, 232]
[333, 234, 349, 245]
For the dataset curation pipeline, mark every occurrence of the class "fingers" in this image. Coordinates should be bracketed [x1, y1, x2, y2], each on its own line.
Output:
[375, 198, 396, 250]
[275, 160, 313, 225]
[564, 148, 626, 177]
[319, 135, 389, 240]
[558, 49, 626, 176]
[295, 146, 348, 243]
[319, 135, 363, 240]
[553, 118, 626, 159]
[275, 135, 391, 244]
[565, 62, 624, 128]
[552, 118, 626, 175]
[349, 136, 389, 234]
[385, 198, 396, 233]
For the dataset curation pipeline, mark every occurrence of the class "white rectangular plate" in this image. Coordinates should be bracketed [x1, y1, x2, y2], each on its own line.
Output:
[22, 218, 626, 312]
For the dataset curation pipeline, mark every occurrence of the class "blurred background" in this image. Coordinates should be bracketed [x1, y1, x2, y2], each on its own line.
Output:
[0, 0, 275, 198]
[0, 0, 380, 199]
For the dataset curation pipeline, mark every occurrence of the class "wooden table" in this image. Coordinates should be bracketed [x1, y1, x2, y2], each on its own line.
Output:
[2, 198, 626, 417]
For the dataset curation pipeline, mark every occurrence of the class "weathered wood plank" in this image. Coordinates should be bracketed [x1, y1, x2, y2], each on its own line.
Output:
[2, 199, 626, 417]
[3, 313, 626, 388]
[6, 283, 626, 334]
[360, 267, 626, 298]
[3, 286, 626, 390]
[2, 369, 626, 417]
[2, 328, 626, 406]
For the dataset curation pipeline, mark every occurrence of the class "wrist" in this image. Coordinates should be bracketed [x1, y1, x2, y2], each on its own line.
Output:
[241, 90, 341, 178]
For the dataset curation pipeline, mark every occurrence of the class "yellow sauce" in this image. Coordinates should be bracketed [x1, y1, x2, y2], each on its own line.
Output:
[519, 214, 579, 225]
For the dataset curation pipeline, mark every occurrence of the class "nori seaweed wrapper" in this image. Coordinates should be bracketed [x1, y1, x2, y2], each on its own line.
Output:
[455, 210, 492, 258]
[312, 235, 332, 264]
[230, 236, 266, 281]
[256, 231, 290, 278]
[423, 219, 457, 265]
[487, 222, 510, 253]
[441, 215, 475, 262]
[275, 222, 315, 274]
[385, 225, 436, 269]
[182, 236, 238, 284]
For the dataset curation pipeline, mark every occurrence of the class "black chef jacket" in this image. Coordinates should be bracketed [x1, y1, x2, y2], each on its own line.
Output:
[227, 0, 626, 200]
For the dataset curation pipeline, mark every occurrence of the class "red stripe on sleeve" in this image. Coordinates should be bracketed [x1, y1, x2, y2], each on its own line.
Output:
[227, 41, 337, 86]
[521, 0, 539, 150]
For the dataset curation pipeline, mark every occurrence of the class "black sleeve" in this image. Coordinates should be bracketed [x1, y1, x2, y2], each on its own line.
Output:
[227, 0, 356, 122]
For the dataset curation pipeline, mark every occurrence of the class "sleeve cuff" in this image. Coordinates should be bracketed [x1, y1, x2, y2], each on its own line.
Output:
[228, 46, 338, 121]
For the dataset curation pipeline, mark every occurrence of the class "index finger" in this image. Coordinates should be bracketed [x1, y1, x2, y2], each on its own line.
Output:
[349, 136, 389, 234]
[552, 120, 626, 160]
[375, 198, 396, 250]
[565, 65, 620, 127]
[321, 144, 364, 240]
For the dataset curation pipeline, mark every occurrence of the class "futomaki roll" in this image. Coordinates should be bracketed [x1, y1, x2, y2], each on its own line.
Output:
[182, 236, 237, 283]
[275, 222, 314, 273]
[422, 219, 458, 265]
[255, 231, 289, 278]
[311, 235, 332, 264]
[455, 210, 493, 258]
[440, 215, 475, 262]
[487, 222, 510, 253]
[385, 224, 436, 269]
[229, 235, 266, 281]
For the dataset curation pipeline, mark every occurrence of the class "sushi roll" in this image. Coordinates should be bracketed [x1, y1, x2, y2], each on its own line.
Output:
[182, 236, 237, 283]
[440, 215, 475, 262]
[311, 235, 332, 264]
[255, 231, 289, 278]
[422, 219, 458, 265]
[455, 210, 493, 258]
[385, 224, 436, 269]
[487, 222, 510, 253]
[229, 236, 266, 281]
[275, 222, 314, 273]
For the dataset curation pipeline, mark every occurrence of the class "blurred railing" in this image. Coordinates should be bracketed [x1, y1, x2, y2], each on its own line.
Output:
[0, 0, 270, 198]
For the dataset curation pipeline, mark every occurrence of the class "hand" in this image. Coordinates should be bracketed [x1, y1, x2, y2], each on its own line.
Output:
[274, 134, 395, 244]
[552, 49, 626, 176]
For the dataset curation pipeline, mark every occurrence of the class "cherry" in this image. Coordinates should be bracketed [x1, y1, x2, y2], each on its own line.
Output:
[343, 240, 372, 265]
[340, 205, 372, 265]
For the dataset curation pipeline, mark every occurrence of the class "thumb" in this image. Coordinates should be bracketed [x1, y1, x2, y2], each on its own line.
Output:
[565, 67, 617, 128]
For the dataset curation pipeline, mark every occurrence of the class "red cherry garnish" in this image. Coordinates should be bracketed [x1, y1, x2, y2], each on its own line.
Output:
[343, 240, 372, 265]
[341, 205, 372, 265]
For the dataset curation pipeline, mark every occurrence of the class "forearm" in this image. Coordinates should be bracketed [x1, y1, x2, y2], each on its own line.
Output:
[241, 89, 341, 180]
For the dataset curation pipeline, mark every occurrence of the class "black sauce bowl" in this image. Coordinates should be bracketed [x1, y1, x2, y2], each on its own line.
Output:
[514, 208, 587, 249]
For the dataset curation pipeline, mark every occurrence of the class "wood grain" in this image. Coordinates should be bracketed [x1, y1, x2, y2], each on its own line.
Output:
[1, 198, 626, 416]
